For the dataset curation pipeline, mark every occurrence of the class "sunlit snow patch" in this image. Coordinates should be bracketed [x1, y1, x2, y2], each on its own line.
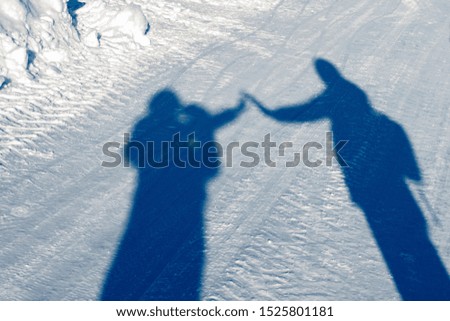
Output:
[76, 0, 151, 48]
[0, 0, 79, 82]
[0, 0, 150, 84]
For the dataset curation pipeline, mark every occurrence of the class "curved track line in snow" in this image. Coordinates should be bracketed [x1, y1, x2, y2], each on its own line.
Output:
[1, 0, 449, 300]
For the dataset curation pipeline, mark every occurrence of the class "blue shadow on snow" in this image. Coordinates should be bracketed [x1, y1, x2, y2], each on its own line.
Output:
[101, 89, 244, 300]
[67, 0, 85, 28]
[245, 58, 450, 300]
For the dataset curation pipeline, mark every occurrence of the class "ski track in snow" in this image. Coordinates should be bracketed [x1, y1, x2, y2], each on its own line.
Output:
[1, 0, 449, 300]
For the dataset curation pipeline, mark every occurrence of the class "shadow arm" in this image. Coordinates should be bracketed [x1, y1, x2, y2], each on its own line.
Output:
[244, 93, 327, 122]
[212, 98, 245, 128]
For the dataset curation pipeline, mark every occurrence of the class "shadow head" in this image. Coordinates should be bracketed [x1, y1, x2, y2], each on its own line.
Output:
[149, 89, 182, 119]
[314, 58, 342, 85]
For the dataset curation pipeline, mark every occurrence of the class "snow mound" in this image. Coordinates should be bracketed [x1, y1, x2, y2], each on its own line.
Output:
[0, 0, 78, 82]
[76, 0, 150, 48]
[0, 0, 150, 84]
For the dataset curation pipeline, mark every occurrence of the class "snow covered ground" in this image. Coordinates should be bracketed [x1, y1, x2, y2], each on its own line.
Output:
[1, 0, 449, 300]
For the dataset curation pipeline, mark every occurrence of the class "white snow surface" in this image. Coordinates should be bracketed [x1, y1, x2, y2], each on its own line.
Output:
[0, 0, 149, 82]
[0, 0, 449, 300]
[77, 0, 150, 48]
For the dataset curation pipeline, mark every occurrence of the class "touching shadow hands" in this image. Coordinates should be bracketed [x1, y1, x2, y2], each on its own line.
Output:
[241, 92, 274, 116]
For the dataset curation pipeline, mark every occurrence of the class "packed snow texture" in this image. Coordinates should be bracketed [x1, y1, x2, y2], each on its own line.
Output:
[77, 0, 150, 48]
[0, 0, 149, 83]
[0, 0, 449, 300]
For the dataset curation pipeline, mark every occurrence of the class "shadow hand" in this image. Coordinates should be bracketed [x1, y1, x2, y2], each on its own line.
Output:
[241, 92, 268, 113]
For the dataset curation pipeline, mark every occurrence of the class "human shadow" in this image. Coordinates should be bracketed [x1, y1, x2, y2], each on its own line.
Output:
[245, 58, 450, 300]
[101, 89, 244, 300]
